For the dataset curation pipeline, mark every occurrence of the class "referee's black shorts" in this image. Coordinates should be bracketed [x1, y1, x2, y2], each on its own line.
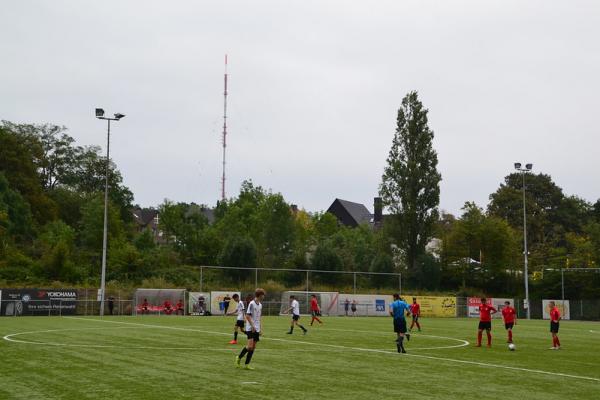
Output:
[550, 321, 560, 333]
[393, 318, 407, 334]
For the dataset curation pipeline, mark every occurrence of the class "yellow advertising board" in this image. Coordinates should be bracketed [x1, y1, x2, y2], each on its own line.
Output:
[403, 295, 457, 317]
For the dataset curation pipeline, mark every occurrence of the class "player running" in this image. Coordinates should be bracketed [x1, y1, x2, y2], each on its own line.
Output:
[389, 293, 411, 353]
[228, 293, 248, 344]
[284, 295, 308, 335]
[409, 297, 421, 332]
[501, 300, 517, 343]
[549, 301, 561, 350]
[476, 297, 497, 347]
[310, 294, 323, 326]
[236, 288, 265, 370]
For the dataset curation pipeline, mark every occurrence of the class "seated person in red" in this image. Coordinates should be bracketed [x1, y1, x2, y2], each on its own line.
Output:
[163, 299, 173, 315]
[176, 299, 184, 315]
[141, 298, 150, 315]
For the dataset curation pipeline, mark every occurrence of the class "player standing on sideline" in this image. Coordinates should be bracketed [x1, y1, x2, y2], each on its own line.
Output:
[236, 288, 265, 370]
[389, 293, 411, 353]
[501, 300, 517, 343]
[223, 294, 232, 316]
[310, 294, 323, 326]
[549, 301, 562, 350]
[476, 297, 497, 347]
[228, 294, 247, 344]
[409, 297, 421, 332]
[285, 296, 308, 335]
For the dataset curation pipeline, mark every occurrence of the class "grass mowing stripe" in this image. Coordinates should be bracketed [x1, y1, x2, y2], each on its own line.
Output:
[63, 316, 600, 383]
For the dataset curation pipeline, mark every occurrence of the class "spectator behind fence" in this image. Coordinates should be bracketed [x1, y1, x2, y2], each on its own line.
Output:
[108, 296, 115, 315]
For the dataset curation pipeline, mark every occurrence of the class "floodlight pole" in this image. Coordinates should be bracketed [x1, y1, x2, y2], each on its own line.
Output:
[96, 110, 125, 317]
[515, 163, 532, 319]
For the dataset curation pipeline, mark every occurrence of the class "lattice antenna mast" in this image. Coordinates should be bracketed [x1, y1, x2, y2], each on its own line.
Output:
[221, 54, 228, 201]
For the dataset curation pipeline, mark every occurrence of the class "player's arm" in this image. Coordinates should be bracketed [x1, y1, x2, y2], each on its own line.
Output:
[245, 313, 255, 332]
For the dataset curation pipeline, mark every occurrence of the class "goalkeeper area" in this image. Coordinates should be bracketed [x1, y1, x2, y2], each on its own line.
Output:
[1, 316, 599, 399]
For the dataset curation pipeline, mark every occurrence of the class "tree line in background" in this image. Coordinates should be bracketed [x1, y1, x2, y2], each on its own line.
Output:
[2, 92, 600, 298]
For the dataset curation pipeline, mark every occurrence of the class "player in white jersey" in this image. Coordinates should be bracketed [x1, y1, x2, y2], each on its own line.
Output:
[284, 295, 307, 335]
[236, 288, 265, 370]
[227, 293, 246, 344]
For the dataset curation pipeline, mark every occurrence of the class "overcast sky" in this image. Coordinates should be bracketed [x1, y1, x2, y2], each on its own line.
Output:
[2, 1, 599, 215]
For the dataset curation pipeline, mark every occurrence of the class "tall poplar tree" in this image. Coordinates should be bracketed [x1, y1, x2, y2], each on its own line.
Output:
[380, 91, 441, 274]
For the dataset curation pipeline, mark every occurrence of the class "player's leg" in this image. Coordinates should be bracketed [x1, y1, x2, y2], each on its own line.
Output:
[486, 327, 492, 347]
[236, 335, 252, 366]
[476, 327, 483, 347]
[244, 334, 258, 369]
[415, 316, 421, 331]
[297, 317, 307, 334]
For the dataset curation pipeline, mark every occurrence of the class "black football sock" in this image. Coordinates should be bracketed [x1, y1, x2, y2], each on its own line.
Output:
[300, 325, 307, 332]
[399, 336, 405, 350]
[245, 350, 254, 364]
[234, 331, 238, 341]
[239, 347, 248, 359]
[290, 326, 294, 333]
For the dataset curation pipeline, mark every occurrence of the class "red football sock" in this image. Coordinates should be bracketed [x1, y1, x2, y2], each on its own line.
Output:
[555, 337, 560, 346]
[552, 337, 557, 347]
[416, 321, 421, 329]
[508, 330, 512, 342]
[486, 331, 492, 346]
[477, 331, 482, 345]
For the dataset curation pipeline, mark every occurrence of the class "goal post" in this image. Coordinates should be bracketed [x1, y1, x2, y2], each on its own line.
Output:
[280, 291, 339, 316]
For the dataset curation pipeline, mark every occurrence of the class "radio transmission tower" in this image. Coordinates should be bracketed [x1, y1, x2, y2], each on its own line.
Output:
[221, 54, 228, 201]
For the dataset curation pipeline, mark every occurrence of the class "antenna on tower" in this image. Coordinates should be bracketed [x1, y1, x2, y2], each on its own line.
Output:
[221, 54, 228, 201]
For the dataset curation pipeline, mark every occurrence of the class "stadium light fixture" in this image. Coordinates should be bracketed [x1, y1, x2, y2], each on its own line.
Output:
[514, 162, 533, 319]
[95, 108, 126, 317]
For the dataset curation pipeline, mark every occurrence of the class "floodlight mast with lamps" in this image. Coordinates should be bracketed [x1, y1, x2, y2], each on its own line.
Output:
[95, 109, 125, 316]
[514, 162, 533, 319]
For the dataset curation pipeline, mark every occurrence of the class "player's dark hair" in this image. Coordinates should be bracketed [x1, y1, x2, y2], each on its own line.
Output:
[290, 295, 295, 299]
[412, 297, 417, 301]
[481, 297, 486, 302]
[255, 288, 266, 298]
[393, 293, 400, 300]
[311, 294, 316, 298]
[505, 301, 510, 305]
[232, 293, 239, 299]
[245, 294, 253, 304]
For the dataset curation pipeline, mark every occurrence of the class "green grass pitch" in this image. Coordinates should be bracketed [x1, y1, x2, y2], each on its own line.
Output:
[1, 315, 599, 399]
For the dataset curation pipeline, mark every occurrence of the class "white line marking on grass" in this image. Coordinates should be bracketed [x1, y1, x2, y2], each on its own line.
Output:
[2, 326, 237, 351]
[317, 327, 469, 350]
[240, 382, 260, 385]
[61, 317, 600, 383]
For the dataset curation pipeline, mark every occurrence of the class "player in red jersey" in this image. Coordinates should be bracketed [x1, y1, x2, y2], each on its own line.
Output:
[309, 294, 323, 326]
[163, 299, 173, 315]
[175, 299, 185, 315]
[141, 298, 150, 315]
[409, 297, 421, 332]
[476, 297, 497, 347]
[501, 300, 517, 343]
[549, 301, 561, 350]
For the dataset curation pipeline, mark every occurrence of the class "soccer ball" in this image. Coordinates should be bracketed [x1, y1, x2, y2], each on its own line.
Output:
[508, 343, 516, 351]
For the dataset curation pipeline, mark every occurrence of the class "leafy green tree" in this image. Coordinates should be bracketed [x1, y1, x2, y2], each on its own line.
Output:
[38, 220, 77, 281]
[310, 242, 343, 285]
[380, 91, 441, 276]
[312, 212, 339, 241]
[0, 173, 33, 243]
[370, 253, 395, 288]
[219, 236, 257, 284]
[0, 126, 57, 223]
[78, 195, 126, 254]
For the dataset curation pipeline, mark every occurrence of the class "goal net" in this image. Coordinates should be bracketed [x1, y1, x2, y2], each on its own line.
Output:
[280, 291, 339, 316]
